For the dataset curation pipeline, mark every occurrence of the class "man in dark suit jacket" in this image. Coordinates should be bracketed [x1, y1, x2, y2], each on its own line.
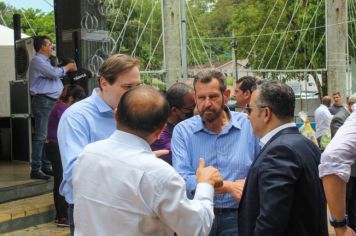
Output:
[238, 80, 328, 236]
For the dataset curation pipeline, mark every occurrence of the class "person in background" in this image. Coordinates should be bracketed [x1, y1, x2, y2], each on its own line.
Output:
[150, 82, 195, 165]
[29, 35, 77, 180]
[45, 84, 86, 227]
[234, 76, 257, 110]
[57, 54, 141, 235]
[73, 86, 222, 236]
[330, 91, 344, 115]
[314, 96, 333, 149]
[238, 80, 328, 236]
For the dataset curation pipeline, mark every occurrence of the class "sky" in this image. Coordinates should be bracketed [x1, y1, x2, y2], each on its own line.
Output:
[1, 0, 53, 12]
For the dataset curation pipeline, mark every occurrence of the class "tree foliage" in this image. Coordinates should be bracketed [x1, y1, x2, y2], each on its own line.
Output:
[0, 2, 55, 41]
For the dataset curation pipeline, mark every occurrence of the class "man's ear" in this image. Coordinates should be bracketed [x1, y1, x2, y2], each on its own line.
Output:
[99, 77, 108, 90]
[114, 108, 119, 122]
[224, 89, 231, 104]
[263, 107, 272, 123]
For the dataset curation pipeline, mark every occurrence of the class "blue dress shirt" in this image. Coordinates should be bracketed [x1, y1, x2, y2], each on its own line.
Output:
[29, 53, 66, 99]
[58, 88, 116, 204]
[172, 110, 260, 208]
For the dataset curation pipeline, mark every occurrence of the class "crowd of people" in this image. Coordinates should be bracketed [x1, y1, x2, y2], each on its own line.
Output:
[28, 35, 356, 236]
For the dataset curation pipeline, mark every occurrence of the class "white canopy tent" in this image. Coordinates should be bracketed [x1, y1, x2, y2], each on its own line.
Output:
[0, 25, 30, 116]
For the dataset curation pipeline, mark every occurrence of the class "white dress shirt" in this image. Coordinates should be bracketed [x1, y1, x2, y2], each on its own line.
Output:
[314, 104, 333, 138]
[319, 111, 356, 182]
[259, 123, 296, 149]
[73, 130, 214, 236]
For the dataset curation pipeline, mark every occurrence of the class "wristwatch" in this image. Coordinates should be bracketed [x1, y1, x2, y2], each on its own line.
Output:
[329, 214, 349, 228]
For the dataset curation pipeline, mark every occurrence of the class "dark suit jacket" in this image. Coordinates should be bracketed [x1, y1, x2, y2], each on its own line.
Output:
[238, 127, 328, 236]
[330, 106, 349, 138]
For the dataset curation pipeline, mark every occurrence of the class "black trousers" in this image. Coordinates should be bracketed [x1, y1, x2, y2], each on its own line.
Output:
[347, 176, 356, 230]
[45, 142, 68, 218]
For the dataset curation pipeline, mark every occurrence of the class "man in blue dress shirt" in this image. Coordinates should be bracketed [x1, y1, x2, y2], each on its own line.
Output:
[172, 70, 260, 235]
[57, 54, 141, 235]
[29, 35, 77, 180]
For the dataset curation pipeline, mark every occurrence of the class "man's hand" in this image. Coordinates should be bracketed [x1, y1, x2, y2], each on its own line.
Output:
[215, 179, 245, 201]
[153, 150, 169, 157]
[196, 158, 223, 188]
[335, 226, 356, 236]
[65, 62, 77, 72]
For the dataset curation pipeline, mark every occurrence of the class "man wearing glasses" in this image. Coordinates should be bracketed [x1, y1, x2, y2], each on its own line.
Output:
[172, 70, 260, 235]
[57, 54, 141, 235]
[150, 82, 195, 165]
[238, 80, 327, 236]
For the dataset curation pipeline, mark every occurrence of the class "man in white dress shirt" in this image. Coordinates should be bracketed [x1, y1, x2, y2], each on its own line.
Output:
[72, 85, 223, 236]
[314, 96, 333, 149]
[320, 110, 356, 236]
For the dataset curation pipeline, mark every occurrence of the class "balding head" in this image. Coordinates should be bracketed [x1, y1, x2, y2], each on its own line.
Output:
[322, 96, 331, 106]
[116, 86, 169, 138]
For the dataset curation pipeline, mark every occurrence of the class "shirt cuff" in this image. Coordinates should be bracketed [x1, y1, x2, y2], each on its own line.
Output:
[193, 183, 214, 202]
[319, 163, 350, 183]
[61, 66, 67, 76]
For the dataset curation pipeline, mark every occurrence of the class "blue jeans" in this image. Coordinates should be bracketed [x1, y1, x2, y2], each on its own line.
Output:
[31, 95, 54, 171]
[209, 211, 238, 236]
[68, 205, 75, 236]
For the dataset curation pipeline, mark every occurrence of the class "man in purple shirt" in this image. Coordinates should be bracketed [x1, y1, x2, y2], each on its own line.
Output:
[29, 35, 77, 180]
[150, 83, 195, 165]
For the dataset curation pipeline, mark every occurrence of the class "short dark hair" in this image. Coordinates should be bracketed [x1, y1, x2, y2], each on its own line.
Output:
[117, 86, 169, 136]
[193, 70, 226, 93]
[59, 84, 86, 104]
[166, 82, 193, 109]
[236, 76, 257, 93]
[255, 80, 295, 120]
[33, 35, 51, 52]
[98, 54, 140, 89]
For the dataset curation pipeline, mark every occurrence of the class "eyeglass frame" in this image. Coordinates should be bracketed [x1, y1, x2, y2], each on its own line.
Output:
[244, 104, 269, 114]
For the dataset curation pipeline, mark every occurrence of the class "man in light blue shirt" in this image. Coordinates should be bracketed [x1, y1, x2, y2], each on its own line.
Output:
[172, 70, 260, 236]
[29, 35, 76, 180]
[57, 54, 141, 235]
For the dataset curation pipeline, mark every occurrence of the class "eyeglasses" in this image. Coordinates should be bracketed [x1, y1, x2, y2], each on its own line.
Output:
[120, 82, 142, 90]
[244, 104, 267, 114]
[179, 104, 195, 113]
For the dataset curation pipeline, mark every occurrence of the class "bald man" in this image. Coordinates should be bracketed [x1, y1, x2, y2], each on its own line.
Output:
[72, 86, 222, 236]
[314, 96, 333, 149]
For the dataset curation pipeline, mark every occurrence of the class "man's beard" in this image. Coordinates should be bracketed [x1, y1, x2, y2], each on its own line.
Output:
[200, 104, 224, 123]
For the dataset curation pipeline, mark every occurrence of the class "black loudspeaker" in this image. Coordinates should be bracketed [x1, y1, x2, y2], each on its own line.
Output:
[13, 14, 21, 41]
[15, 38, 35, 80]
[54, 0, 81, 65]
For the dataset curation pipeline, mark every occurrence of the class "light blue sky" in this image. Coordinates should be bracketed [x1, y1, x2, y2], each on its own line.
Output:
[1, 0, 53, 12]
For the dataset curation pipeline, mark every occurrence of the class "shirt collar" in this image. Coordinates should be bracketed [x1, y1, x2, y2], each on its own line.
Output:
[111, 130, 152, 152]
[192, 106, 241, 133]
[36, 53, 50, 61]
[91, 88, 114, 113]
[259, 122, 296, 148]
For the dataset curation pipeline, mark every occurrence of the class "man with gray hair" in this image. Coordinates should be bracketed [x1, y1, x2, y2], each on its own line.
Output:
[239, 80, 328, 236]
[150, 82, 195, 165]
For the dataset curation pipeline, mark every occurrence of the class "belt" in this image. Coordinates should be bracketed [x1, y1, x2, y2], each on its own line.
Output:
[35, 94, 57, 101]
[213, 208, 238, 215]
